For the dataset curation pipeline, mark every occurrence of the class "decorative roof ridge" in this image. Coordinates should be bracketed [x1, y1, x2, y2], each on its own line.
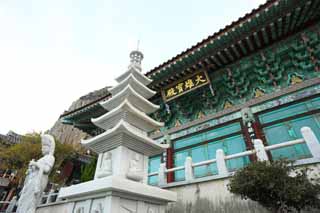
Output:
[145, 0, 279, 76]
[92, 99, 164, 130]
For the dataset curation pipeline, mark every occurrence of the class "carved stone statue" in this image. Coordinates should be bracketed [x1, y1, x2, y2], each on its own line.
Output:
[93, 203, 103, 213]
[148, 208, 155, 213]
[96, 152, 112, 178]
[76, 207, 85, 213]
[126, 153, 143, 182]
[16, 134, 55, 213]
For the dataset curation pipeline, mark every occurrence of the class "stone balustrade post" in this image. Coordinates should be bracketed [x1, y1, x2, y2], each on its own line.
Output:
[158, 163, 167, 186]
[45, 192, 50, 204]
[185, 156, 194, 182]
[253, 139, 269, 161]
[5, 196, 17, 213]
[301, 127, 320, 159]
[46, 189, 56, 204]
[39, 192, 47, 205]
[216, 149, 228, 176]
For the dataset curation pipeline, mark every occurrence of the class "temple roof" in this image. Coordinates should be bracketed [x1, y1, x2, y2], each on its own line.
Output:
[60, 94, 110, 135]
[60, 0, 320, 135]
[147, 0, 320, 89]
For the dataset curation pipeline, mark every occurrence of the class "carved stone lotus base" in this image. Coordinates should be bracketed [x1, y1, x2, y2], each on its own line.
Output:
[52, 176, 176, 213]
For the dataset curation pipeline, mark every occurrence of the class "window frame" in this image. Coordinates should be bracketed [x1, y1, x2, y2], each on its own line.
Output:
[256, 94, 320, 128]
[171, 119, 250, 180]
[172, 118, 243, 152]
[255, 94, 320, 160]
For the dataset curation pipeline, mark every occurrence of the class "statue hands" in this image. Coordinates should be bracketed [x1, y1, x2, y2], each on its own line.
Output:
[29, 159, 39, 170]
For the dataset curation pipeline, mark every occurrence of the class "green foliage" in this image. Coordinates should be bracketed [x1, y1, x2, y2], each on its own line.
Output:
[0, 134, 42, 179]
[80, 158, 97, 182]
[50, 139, 75, 184]
[0, 133, 75, 185]
[228, 160, 320, 212]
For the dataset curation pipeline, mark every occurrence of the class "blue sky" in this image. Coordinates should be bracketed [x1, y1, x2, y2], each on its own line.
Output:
[0, 0, 266, 134]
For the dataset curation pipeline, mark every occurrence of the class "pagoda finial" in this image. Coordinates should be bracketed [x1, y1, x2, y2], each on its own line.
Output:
[137, 40, 140, 51]
[129, 42, 144, 68]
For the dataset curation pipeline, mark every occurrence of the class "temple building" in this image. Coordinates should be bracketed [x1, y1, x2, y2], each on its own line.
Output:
[60, 0, 320, 203]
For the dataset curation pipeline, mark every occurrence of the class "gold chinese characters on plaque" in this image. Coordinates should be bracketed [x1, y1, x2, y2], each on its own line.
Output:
[162, 71, 210, 102]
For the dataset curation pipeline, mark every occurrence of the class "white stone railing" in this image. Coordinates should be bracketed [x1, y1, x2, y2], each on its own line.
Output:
[0, 190, 61, 212]
[0, 190, 62, 211]
[149, 127, 320, 186]
[0, 200, 16, 213]
[38, 190, 61, 206]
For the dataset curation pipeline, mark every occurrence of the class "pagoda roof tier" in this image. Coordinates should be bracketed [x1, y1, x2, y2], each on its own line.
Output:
[109, 74, 156, 99]
[92, 100, 164, 132]
[116, 66, 152, 86]
[100, 85, 160, 114]
[81, 120, 168, 156]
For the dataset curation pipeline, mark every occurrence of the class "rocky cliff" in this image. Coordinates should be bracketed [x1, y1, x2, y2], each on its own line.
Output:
[49, 86, 110, 147]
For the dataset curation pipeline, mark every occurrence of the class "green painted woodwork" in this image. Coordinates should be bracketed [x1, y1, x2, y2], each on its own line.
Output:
[259, 96, 320, 124]
[61, 104, 107, 135]
[263, 114, 320, 160]
[171, 122, 249, 181]
[151, 24, 320, 131]
[259, 96, 320, 160]
[173, 133, 249, 181]
[174, 150, 188, 181]
[148, 156, 161, 185]
[148, 0, 320, 84]
[174, 122, 241, 149]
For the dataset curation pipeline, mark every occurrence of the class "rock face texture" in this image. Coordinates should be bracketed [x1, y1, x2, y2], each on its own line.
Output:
[49, 87, 110, 147]
[49, 116, 86, 147]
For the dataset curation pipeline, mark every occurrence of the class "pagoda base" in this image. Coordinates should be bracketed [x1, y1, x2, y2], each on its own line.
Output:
[57, 176, 176, 213]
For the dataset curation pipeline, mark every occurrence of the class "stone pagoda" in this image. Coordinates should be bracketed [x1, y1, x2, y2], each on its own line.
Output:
[58, 50, 176, 213]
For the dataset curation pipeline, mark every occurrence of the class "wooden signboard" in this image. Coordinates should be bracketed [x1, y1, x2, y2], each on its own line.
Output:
[161, 71, 210, 102]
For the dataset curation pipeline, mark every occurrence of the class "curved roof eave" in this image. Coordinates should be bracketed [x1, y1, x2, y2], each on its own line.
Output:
[145, 0, 278, 77]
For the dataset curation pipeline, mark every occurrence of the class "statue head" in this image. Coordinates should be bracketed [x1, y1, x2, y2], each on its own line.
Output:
[148, 208, 155, 213]
[104, 152, 112, 160]
[41, 134, 55, 155]
[134, 153, 140, 162]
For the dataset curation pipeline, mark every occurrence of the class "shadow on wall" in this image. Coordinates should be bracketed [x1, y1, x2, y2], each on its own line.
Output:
[166, 197, 320, 213]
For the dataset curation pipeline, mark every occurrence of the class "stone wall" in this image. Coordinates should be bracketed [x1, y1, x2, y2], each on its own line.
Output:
[166, 162, 320, 206]
[37, 202, 74, 213]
